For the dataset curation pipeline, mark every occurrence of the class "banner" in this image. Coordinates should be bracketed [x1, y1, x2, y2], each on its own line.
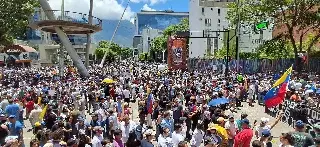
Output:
[167, 36, 187, 70]
[267, 99, 320, 134]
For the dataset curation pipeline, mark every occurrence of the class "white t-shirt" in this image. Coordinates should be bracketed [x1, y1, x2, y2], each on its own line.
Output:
[225, 121, 238, 139]
[120, 121, 136, 143]
[123, 89, 130, 99]
[172, 131, 185, 147]
[255, 125, 271, 137]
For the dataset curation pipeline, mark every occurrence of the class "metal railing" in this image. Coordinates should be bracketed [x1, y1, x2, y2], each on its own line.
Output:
[32, 10, 102, 28]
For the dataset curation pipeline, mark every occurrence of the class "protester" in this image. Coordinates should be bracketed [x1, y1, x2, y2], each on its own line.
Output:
[0, 61, 316, 147]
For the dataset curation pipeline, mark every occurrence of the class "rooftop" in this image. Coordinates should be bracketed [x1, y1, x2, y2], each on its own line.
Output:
[138, 10, 189, 15]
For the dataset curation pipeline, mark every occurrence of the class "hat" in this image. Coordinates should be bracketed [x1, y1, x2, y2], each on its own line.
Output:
[8, 115, 16, 118]
[260, 117, 270, 124]
[144, 129, 156, 136]
[242, 118, 250, 124]
[93, 126, 103, 131]
[295, 120, 305, 128]
[217, 117, 225, 123]
[207, 123, 217, 130]
[179, 117, 187, 121]
[228, 114, 235, 119]
[77, 117, 85, 122]
[261, 130, 271, 137]
[67, 138, 79, 146]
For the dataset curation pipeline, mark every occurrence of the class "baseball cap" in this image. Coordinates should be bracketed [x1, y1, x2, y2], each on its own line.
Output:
[242, 118, 250, 124]
[261, 130, 271, 137]
[295, 120, 305, 128]
[228, 114, 235, 119]
[8, 115, 16, 118]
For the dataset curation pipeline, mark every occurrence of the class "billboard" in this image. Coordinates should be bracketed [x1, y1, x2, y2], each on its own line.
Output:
[167, 36, 187, 70]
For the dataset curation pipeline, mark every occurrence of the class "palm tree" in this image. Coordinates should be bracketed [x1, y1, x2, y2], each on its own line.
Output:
[85, 0, 93, 68]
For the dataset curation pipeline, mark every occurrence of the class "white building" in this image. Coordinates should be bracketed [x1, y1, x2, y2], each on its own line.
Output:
[189, 0, 233, 58]
[133, 10, 188, 53]
[141, 29, 163, 52]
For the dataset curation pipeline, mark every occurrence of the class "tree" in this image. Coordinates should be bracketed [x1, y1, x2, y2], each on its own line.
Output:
[227, 0, 320, 70]
[150, 35, 167, 52]
[95, 41, 121, 61]
[150, 18, 189, 52]
[0, 0, 39, 45]
[256, 39, 295, 59]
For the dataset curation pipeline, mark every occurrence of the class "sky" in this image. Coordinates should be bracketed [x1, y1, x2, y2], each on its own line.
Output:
[48, 0, 189, 23]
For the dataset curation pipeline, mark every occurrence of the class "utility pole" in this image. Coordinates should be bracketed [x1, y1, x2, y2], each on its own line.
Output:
[226, 30, 230, 77]
[235, 0, 241, 72]
[85, 0, 93, 68]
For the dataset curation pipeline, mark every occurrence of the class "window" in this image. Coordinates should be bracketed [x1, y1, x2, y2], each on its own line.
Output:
[211, 8, 213, 11]
[205, 18, 211, 27]
[202, 8, 204, 13]
[218, 9, 221, 16]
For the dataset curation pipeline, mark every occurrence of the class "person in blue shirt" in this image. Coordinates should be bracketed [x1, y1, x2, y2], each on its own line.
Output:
[7, 115, 23, 140]
[5, 99, 20, 121]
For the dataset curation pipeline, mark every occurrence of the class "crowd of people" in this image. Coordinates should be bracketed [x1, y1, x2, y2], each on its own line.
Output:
[0, 61, 318, 147]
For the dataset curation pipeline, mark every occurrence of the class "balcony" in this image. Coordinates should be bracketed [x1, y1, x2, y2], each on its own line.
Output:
[29, 10, 102, 34]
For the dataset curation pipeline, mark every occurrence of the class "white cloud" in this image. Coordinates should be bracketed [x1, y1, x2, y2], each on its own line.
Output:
[47, 0, 134, 20]
[131, 0, 148, 3]
[150, 0, 167, 5]
[130, 18, 135, 24]
[131, 0, 167, 5]
[141, 4, 156, 11]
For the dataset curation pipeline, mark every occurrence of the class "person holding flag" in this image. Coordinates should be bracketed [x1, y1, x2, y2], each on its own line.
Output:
[264, 66, 293, 108]
[146, 93, 154, 127]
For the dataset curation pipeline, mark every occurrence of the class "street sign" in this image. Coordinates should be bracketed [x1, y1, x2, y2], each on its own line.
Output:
[256, 21, 268, 30]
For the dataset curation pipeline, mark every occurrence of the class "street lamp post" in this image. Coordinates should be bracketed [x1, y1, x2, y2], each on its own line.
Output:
[162, 50, 165, 63]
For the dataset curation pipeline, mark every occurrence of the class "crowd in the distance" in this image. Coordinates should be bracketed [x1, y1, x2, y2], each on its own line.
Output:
[0, 61, 318, 147]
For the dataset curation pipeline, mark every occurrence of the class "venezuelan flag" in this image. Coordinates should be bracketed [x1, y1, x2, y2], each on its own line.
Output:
[146, 93, 153, 114]
[264, 66, 292, 108]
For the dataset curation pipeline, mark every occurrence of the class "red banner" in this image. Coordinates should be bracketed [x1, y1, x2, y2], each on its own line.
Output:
[167, 36, 187, 70]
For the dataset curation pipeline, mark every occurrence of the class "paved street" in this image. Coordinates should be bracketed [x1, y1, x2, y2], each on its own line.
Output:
[22, 101, 293, 147]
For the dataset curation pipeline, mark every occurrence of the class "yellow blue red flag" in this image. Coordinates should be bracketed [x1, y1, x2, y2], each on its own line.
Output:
[264, 66, 292, 108]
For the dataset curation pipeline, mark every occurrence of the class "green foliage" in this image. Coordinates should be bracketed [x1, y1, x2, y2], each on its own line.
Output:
[95, 41, 132, 61]
[150, 18, 189, 53]
[216, 38, 294, 59]
[227, 0, 320, 59]
[256, 39, 294, 59]
[138, 52, 151, 61]
[150, 35, 167, 52]
[0, 0, 39, 45]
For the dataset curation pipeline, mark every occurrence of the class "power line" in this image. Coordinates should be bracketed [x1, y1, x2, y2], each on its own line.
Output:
[99, 0, 131, 67]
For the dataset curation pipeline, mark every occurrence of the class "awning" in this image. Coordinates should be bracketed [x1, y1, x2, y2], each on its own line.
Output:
[3, 45, 37, 53]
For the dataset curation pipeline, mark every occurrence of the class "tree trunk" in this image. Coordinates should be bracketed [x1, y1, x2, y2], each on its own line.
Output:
[286, 24, 300, 72]
[85, 0, 93, 68]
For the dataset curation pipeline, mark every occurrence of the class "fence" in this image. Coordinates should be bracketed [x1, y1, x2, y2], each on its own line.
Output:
[188, 58, 320, 73]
